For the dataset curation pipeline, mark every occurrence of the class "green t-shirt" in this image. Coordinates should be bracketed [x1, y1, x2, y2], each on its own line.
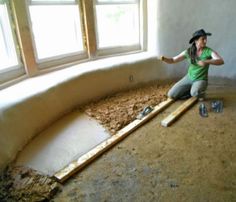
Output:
[184, 47, 212, 81]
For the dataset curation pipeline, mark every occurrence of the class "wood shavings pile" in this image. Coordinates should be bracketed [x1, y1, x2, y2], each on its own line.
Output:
[82, 83, 172, 134]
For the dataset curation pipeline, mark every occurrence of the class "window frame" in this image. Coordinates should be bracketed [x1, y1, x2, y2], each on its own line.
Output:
[0, 0, 25, 84]
[93, 0, 146, 57]
[26, 0, 88, 69]
[0, 0, 147, 87]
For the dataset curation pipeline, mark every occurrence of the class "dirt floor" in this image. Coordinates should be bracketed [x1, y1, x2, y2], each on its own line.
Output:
[51, 83, 236, 202]
[0, 165, 60, 201]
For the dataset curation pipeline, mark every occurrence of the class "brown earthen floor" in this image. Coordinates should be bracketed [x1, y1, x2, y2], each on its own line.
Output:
[52, 83, 236, 202]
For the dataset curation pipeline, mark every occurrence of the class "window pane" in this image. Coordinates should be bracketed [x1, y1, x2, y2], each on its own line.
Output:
[0, 4, 19, 71]
[96, 4, 139, 48]
[29, 5, 84, 60]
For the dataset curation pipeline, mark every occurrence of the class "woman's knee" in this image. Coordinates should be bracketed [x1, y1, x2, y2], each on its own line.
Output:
[167, 89, 178, 99]
[190, 88, 205, 98]
[190, 89, 198, 97]
[190, 81, 207, 98]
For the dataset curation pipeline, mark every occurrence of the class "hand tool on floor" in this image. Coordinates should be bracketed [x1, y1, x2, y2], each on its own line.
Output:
[136, 106, 154, 120]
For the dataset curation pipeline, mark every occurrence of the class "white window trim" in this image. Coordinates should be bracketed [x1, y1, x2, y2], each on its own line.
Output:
[37, 53, 88, 69]
[95, 0, 139, 5]
[96, 44, 141, 57]
[29, 0, 77, 5]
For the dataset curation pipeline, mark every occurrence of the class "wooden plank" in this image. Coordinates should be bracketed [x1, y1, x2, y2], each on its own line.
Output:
[161, 96, 198, 127]
[54, 98, 174, 183]
[81, 0, 97, 58]
[11, 0, 38, 76]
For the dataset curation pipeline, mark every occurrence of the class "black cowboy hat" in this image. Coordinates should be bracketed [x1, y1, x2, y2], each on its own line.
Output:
[189, 29, 212, 44]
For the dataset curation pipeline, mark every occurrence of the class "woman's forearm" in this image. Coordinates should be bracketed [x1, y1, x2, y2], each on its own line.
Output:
[207, 51, 225, 66]
[205, 59, 224, 66]
[160, 51, 186, 64]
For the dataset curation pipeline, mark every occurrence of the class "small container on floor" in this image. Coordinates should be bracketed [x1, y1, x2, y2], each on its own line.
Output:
[199, 103, 208, 117]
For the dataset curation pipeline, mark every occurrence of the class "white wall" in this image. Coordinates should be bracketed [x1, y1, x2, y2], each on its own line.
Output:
[153, 0, 236, 80]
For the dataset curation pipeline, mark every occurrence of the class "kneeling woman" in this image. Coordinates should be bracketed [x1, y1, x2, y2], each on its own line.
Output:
[160, 29, 224, 100]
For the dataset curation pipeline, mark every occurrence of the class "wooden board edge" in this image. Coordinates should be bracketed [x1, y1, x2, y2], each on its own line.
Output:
[54, 98, 174, 183]
[161, 96, 198, 127]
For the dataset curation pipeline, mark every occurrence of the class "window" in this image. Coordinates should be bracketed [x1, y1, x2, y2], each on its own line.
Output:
[94, 0, 143, 56]
[27, 0, 86, 67]
[0, 1, 23, 84]
[0, 0, 146, 86]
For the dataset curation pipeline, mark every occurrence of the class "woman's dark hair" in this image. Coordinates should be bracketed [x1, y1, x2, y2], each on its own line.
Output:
[187, 42, 197, 64]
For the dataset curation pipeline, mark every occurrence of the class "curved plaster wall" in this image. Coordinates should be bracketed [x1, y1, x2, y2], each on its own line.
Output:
[0, 55, 169, 171]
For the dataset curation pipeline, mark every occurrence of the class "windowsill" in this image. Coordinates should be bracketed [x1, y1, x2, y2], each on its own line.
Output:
[0, 51, 156, 107]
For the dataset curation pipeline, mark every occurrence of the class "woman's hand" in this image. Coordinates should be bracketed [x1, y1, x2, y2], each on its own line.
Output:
[159, 51, 186, 64]
[158, 56, 165, 61]
[197, 60, 207, 67]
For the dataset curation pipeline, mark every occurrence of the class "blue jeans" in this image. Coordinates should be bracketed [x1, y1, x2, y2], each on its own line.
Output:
[168, 75, 208, 99]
